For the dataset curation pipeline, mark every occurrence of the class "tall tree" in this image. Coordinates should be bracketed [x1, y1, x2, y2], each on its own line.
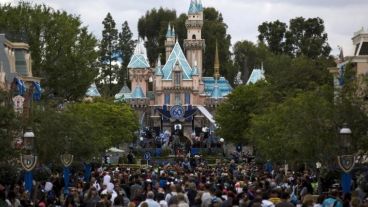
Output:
[258, 17, 331, 59]
[287, 17, 331, 59]
[118, 21, 135, 85]
[202, 8, 232, 77]
[258, 20, 287, 55]
[138, 8, 177, 65]
[99, 12, 119, 96]
[215, 82, 271, 143]
[0, 3, 98, 100]
[33, 100, 139, 163]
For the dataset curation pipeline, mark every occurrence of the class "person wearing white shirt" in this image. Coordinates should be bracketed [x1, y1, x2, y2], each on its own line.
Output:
[139, 191, 160, 207]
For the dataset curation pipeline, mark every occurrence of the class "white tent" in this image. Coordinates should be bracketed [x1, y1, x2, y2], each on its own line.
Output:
[108, 147, 125, 153]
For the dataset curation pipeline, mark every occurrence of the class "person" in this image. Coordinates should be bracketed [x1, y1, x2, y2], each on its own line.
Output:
[128, 151, 135, 164]
[103, 172, 112, 187]
[275, 192, 294, 207]
[322, 190, 343, 207]
[5, 191, 21, 207]
[84, 187, 100, 207]
[138, 191, 159, 207]
[156, 191, 167, 207]
[302, 195, 315, 207]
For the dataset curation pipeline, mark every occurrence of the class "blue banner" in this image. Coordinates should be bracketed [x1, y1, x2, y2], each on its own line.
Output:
[83, 164, 92, 182]
[63, 167, 70, 195]
[24, 171, 33, 194]
[341, 172, 352, 194]
[32, 81, 42, 101]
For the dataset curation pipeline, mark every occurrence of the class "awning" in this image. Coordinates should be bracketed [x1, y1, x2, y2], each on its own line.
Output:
[197, 105, 215, 124]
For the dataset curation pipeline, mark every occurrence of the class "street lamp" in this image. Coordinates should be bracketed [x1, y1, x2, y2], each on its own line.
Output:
[20, 128, 38, 194]
[337, 123, 355, 194]
[340, 123, 352, 154]
[60, 136, 73, 196]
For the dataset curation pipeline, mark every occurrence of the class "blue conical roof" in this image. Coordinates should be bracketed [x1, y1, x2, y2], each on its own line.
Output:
[132, 85, 145, 99]
[166, 24, 172, 38]
[162, 42, 193, 80]
[246, 68, 265, 85]
[114, 84, 131, 101]
[128, 39, 150, 69]
[86, 83, 101, 97]
[210, 81, 223, 99]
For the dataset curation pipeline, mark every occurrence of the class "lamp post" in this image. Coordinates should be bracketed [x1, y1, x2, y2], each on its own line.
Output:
[20, 128, 37, 194]
[60, 136, 73, 195]
[337, 123, 354, 194]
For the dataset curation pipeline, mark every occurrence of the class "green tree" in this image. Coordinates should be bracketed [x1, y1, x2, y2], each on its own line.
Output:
[215, 82, 272, 143]
[258, 20, 287, 54]
[246, 89, 336, 164]
[258, 17, 331, 58]
[0, 3, 98, 100]
[99, 12, 119, 96]
[118, 21, 135, 86]
[265, 55, 333, 100]
[138, 8, 177, 64]
[233, 41, 270, 81]
[33, 100, 139, 163]
[0, 90, 19, 162]
[202, 8, 232, 78]
[287, 17, 331, 58]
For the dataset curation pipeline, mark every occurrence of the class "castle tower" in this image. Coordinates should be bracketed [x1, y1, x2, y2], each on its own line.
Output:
[165, 23, 175, 62]
[184, 0, 205, 77]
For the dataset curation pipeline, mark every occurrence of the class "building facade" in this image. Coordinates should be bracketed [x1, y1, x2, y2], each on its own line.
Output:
[115, 0, 233, 138]
[0, 34, 41, 99]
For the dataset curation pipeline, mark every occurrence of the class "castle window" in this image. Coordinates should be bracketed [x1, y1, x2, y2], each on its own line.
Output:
[174, 72, 181, 86]
[165, 93, 170, 105]
[192, 34, 196, 40]
[185, 92, 191, 104]
[175, 93, 181, 105]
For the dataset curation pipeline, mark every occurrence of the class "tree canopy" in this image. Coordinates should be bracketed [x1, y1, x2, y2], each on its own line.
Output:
[0, 2, 98, 100]
[258, 17, 331, 59]
[33, 100, 139, 163]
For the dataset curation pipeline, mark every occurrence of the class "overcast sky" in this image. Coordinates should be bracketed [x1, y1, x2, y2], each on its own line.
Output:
[1, 0, 367, 56]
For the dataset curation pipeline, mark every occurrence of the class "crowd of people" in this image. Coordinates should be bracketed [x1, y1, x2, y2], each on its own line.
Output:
[0, 155, 367, 207]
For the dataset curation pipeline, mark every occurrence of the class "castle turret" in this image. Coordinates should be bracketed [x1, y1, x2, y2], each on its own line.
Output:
[184, 0, 205, 77]
[165, 23, 175, 62]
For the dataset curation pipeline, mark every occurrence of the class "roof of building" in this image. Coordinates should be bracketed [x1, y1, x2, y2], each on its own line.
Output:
[127, 53, 150, 69]
[203, 77, 232, 97]
[210, 82, 222, 99]
[131, 85, 145, 99]
[189, 0, 203, 14]
[128, 39, 150, 69]
[86, 83, 101, 97]
[247, 68, 265, 85]
[166, 24, 172, 38]
[162, 42, 193, 80]
[115, 84, 131, 101]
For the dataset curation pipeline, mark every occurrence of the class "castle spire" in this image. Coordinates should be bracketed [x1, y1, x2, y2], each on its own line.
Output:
[172, 27, 175, 37]
[166, 23, 172, 38]
[214, 40, 220, 80]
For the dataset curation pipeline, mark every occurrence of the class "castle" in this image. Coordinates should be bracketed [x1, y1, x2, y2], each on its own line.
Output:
[114, 0, 233, 138]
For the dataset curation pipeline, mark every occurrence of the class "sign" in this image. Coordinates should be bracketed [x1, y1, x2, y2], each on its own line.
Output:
[170, 105, 185, 119]
[143, 152, 151, 161]
[13, 95, 24, 113]
[338, 155, 355, 173]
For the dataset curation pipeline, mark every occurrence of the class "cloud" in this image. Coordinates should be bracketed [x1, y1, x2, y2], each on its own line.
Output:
[0, 0, 367, 56]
